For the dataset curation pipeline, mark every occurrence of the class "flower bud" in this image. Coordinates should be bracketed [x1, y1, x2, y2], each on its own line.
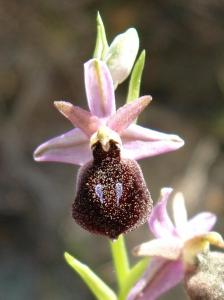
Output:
[105, 28, 139, 88]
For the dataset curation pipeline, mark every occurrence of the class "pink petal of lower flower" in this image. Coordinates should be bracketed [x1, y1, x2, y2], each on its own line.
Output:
[33, 128, 91, 166]
[172, 192, 188, 230]
[148, 188, 178, 238]
[84, 59, 116, 118]
[122, 124, 184, 160]
[107, 96, 152, 134]
[127, 258, 184, 300]
[133, 238, 182, 260]
[183, 212, 217, 239]
[54, 101, 101, 137]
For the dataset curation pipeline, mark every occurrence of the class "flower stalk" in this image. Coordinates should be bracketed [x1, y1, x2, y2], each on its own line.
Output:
[110, 235, 130, 289]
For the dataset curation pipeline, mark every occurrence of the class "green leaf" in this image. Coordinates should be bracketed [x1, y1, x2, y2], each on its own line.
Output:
[93, 12, 109, 60]
[118, 258, 149, 300]
[110, 235, 130, 289]
[127, 50, 146, 103]
[64, 252, 117, 300]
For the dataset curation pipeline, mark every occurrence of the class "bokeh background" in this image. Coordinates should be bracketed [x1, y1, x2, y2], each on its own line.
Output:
[0, 0, 224, 299]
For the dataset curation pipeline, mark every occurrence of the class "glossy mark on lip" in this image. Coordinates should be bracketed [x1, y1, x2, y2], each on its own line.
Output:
[115, 182, 123, 205]
[95, 184, 104, 204]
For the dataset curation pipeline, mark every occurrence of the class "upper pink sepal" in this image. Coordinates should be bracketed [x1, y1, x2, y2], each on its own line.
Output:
[84, 59, 116, 118]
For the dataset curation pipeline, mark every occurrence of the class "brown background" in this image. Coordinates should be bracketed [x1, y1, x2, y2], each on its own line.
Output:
[0, 0, 224, 299]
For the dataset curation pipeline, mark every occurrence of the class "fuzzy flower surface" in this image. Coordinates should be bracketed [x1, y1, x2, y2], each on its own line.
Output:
[33, 59, 184, 165]
[128, 188, 217, 300]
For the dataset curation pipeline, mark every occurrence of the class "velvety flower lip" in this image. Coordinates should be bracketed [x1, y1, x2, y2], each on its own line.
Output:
[128, 188, 217, 300]
[33, 58, 184, 166]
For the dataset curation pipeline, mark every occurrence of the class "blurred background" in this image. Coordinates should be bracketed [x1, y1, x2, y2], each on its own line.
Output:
[0, 0, 224, 299]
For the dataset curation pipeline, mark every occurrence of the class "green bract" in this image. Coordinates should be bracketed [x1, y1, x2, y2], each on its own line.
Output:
[64, 237, 149, 300]
[64, 252, 117, 300]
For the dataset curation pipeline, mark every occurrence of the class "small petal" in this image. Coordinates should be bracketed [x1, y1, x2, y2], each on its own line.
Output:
[172, 192, 188, 230]
[84, 59, 115, 118]
[148, 188, 177, 238]
[183, 232, 224, 268]
[105, 28, 139, 88]
[127, 258, 184, 300]
[33, 128, 91, 165]
[54, 101, 101, 137]
[122, 124, 185, 160]
[183, 212, 217, 239]
[204, 232, 224, 249]
[133, 238, 182, 260]
[107, 96, 152, 134]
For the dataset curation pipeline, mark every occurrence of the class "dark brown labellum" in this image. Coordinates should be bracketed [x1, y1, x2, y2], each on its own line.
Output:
[72, 140, 153, 239]
[184, 251, 224, 300]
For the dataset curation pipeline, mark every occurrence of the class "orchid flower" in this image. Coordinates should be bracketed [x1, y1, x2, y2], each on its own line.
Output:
[33, 59, 184, 166]
[128, 188, 221, 300]
[33, 58, 184, 238]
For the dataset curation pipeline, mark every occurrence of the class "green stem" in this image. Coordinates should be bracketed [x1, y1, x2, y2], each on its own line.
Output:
[110, 235, 130, 289]
[118, 258, 149, 300]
